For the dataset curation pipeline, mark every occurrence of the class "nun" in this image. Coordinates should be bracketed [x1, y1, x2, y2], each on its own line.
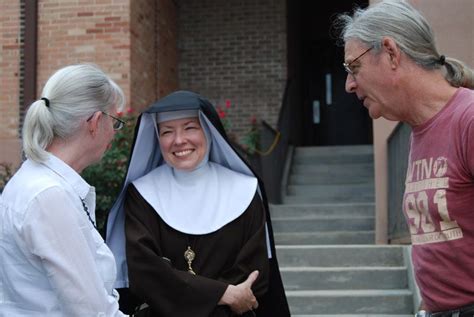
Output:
[106, 90, 290, 316]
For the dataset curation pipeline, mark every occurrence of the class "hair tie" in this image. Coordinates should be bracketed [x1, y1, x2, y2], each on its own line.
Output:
[439, 55, 446, 65]
[41, 97, 50, 108]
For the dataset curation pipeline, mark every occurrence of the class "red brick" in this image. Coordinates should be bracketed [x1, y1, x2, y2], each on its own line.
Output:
[78, 12, 94, 17]
[104, 16, 121, 22]
[86, 28, 103, 33]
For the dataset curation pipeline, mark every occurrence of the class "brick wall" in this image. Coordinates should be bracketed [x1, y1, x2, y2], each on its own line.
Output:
[36, 0, 131, 110]
[130, 0, 157, 110]
[177, 0, 287, 137]
[0, 0, 22, 165]
[156, 0, 178, 98]
[1, 0, 286, 166]
[0, 0, 179, 166]
[130, 0, 178, 111]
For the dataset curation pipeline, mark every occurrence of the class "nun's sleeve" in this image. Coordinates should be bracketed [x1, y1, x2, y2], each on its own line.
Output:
[217, 193, 270, 298]
[124, 184, 228, 317]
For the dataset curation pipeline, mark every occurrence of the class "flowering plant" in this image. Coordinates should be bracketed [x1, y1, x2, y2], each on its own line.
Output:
[216, 99, 232, 131]
[216, 100, 260, 155]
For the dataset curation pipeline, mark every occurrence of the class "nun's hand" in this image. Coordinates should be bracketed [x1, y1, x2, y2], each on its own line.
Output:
[218, 270, 259, 314]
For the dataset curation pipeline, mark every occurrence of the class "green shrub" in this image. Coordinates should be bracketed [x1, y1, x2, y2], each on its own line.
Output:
[81, 114, 136, 235]
[239, 116, 260, 155]
[0, 162, 15, 193]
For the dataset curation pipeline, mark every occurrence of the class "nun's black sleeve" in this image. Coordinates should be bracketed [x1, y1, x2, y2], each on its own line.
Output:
[216, 192, 270, 298]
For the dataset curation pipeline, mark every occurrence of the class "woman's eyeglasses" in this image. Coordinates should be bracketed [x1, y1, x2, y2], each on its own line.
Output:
[87, 111, 126, 131]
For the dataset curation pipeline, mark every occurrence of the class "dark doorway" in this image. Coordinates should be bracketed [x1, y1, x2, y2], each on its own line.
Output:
[287, 0, 372, 146]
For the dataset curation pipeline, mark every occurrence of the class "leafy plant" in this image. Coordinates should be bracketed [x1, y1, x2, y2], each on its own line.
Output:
[240, 116, 260, 155]
[81, 111, 136, 235]
[216, 100, 260, 155]
[0, 162, 15, 193]
[216, 99, 232, 131]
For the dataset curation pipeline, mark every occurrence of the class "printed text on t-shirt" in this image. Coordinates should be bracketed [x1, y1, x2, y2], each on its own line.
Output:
[404, 156, 463, 245]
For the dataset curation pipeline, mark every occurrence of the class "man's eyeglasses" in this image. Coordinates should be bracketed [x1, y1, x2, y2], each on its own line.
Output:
[343, 46, 373, 75]
[87, 111, 126, 131]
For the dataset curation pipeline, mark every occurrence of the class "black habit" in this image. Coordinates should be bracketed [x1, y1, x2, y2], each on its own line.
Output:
[125, 185, 268, 316]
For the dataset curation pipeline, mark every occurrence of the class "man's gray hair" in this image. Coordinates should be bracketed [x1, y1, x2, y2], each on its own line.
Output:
[336, 0, 473, 88]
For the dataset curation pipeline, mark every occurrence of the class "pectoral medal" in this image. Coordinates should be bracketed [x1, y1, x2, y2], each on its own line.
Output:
[184, 246, 197, 275]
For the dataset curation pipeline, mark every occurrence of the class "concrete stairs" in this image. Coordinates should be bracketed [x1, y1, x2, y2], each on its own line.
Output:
[271, 145, 414, 316]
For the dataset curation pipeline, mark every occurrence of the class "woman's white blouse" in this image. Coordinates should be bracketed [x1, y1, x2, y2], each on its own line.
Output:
[0, 154, 125, 316]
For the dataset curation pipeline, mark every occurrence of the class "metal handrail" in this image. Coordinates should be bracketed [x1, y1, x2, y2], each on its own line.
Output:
[254, 121, 281, 156]
[257, 79, 292, 203]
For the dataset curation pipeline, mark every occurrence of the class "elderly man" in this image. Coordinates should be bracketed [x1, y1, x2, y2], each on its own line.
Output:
[337, 1, 474, 316]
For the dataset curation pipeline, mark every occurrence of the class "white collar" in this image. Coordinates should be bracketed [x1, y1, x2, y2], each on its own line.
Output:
[41, 153, 92, 200]
[133, 162, 257, 234]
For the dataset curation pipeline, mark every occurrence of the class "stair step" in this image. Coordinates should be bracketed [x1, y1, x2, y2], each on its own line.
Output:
[287, 183, 374, 196]
[293, 153, 373, 165]
[274, 230, 374, 245]
[283, 194, 374, 204]
[291, 314, 413, 317]
[287, 289, 413, 314]
[293, 146, 373, 165]
[281, 266, 408, 290]
[270, 203, 375, 218]
[291, 162, 373, 175]
[272, 216, 374, 232]
[294, 145, 374, 156]
[290, 173, 373, 185]
[276, 245, 404, 267]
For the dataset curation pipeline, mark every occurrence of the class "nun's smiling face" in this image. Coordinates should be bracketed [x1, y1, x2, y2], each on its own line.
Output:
[158, 117, 207, 171]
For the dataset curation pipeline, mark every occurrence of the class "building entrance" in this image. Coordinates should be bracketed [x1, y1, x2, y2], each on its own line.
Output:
[287, 0, 372, 146]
